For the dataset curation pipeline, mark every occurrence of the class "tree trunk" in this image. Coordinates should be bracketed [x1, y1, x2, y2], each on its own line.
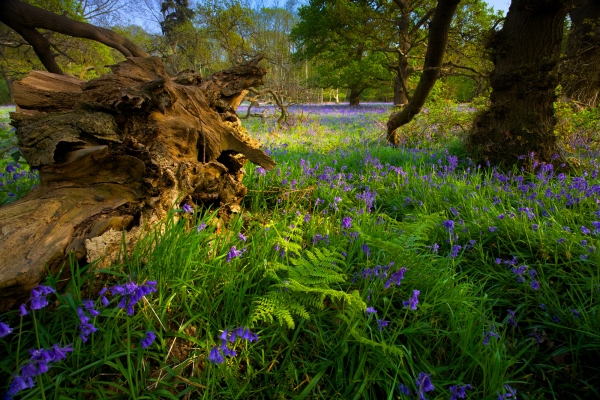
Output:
[0, 56, 275, 311]
[561, 0, 600, 106]
[465, 0, 572, 167]
[0, 65, 14, 103]
[348, 84, 362, 106]
[393, 75, 408, 106]
[387, 0, 462, 143]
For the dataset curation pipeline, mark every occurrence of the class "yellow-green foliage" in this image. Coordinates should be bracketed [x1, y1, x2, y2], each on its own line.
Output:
[554, 99, 600, 155]
[252, 246, 364, 329]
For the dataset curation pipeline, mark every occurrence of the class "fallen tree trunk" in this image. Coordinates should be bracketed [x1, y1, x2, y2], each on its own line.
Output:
[0, 56, 275, 311]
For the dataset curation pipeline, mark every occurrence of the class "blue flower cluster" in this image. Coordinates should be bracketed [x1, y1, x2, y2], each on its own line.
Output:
[5, 344, 73, 397]
[208, 327, 259, 364]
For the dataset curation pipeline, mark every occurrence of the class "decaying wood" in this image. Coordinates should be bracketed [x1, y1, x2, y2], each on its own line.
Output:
[0, 56, 274, 311]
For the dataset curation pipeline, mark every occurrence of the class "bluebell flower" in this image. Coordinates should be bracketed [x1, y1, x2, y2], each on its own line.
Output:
[377, 319, 389, 331]
[571, 308, 581, 318]
[398, 384, 411, 395]
[403, 290, 420, 310]
[255, 166, 266, 176]
[450, 384, 473, 400]
[443, 220, 455, 232]
[450, 245, 461, 258]
[341, 216, 352, 229]
[182, 204, 193, 213]
[497, 384, 517, 399]
[431, 243, 439, 253]
[28, 285, 55, 311]
[507, 309, 517, 327]
[141, 331, 156, 349]
[197, 222, 207, 232]
[208, 346, 224, 364]
[552, 315, 560, 323]
[581, 226, 591, 235]
[238, 232, 247, 242]
[366, 307, 377, 315]
[304, 214, 311, 223]
[489, 226, 497, 232]
[415, 372, 434, 399]
[6, 375, 35, 396]
[361, 243, 371, 257]
[47, 344, 73, 362]
[227, 246, 244, 262]
[0, 322, 12, 337]
[483, 325, 500, 345]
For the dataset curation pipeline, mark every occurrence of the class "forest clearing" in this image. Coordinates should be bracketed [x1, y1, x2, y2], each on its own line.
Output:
[1, 0, 600, 398]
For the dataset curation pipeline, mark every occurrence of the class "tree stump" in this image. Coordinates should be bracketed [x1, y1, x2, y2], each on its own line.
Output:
[0, 56, 275, 311]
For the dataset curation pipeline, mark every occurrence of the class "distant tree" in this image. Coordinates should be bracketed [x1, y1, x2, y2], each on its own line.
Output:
[560, 0, 600, 106]
[292, 0, 415, 106]
[466, 0, 573, 167]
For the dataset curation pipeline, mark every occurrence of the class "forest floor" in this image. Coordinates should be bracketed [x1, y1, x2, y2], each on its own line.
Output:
[1, 102, 599, 399]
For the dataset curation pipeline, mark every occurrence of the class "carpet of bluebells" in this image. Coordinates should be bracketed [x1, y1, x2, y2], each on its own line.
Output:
[1, 102, 600, 399]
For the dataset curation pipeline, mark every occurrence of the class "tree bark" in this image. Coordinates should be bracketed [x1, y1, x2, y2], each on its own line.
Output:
[561, 0, 600, 106]
[0, 56, 275, 311]
[348, 84, 362, 106]
[465, 0, 572, 167]
[387, 0, 462, 143]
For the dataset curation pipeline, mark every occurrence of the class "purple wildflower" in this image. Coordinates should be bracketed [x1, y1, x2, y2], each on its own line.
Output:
[483, 325, 500, 345]
[571, 309, 581, 318]
[6, 375, 35, 396]
[197, 222, 207, 232]
[208, 346, 224, 364]
[552, 315, 560, 323]
[443, 219, 455, 232]
[182, 203, 193, 213]
[398, 384, 411, 395]
[304, 214, 311, 223]
[19, 304, 28, 317]
[507, 309, 517, 327]
[530, 280, 540, 290]
[450, 384, 473, 400]
[403, 290, 420, 310]
[450, 245, 462, 258]
[341, 216, 352, 229]
[581, 226, 591, 235]
[377, 319, 389, 331]
[255, 166, 266, 176]
[47, 344, 73, 362]
[227, 246, 244, 262]
[497, 384, 517, 399]
[141, 331, 156, 349]
[362, 244, 371, 257]
[489, 226, 497, 232]
[29, 285, 55, 311]
[238, 232, 247, 242]
[498, 214, 505, 220]
[431, 243, 439, 253]
[0, 322, 13, 338]
[366, 306, 377, 315]
[415, 372, 434, 399]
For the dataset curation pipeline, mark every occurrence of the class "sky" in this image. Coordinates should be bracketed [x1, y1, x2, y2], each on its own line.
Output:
[483, 0, 510, 14]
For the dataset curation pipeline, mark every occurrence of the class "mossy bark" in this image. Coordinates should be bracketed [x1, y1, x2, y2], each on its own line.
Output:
[466, 0, 572, 167]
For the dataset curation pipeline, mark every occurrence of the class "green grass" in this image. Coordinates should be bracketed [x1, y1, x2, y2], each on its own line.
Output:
[1, 102, 599, 399]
